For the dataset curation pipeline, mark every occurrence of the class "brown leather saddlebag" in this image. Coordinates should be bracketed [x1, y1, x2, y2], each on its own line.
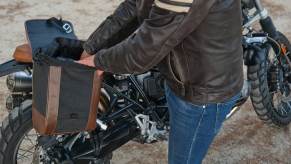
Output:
[32, 38, 102, 135]
[26, 18, 102, 135]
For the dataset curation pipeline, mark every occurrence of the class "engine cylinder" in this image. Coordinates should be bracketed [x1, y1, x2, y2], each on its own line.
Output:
[6, 71, 32, 92]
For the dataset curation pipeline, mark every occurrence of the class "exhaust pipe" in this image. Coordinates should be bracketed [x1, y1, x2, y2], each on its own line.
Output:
[97, 121, 139, 158]
[6, 71, 32, 92]
[73, 121, 139, 159]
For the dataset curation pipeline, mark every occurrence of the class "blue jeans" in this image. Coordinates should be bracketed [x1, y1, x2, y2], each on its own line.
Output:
[165, 84, 240, 164]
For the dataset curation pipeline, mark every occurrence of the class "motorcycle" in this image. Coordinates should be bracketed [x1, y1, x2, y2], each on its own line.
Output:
[0, 0, 291, 163]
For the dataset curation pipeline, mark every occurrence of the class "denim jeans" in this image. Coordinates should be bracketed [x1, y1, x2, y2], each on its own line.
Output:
[165, 84, 240, 164]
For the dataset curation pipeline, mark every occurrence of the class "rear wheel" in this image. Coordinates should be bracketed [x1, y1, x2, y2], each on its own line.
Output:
[0, 100, 112, 164]
[248, 32, 291, 126]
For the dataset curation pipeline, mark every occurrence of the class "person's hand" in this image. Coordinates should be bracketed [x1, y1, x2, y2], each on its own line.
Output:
[96, 70, 104, 76]
[76, 54, 104, 76]
[77, 54, 95, 67]
[80, 50, 92, 60]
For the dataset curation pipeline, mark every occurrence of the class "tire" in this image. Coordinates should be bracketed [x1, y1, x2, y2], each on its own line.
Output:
[0, 100, 111, 164]
[0, 100, 32, 164]
[248, 32, 291, 126]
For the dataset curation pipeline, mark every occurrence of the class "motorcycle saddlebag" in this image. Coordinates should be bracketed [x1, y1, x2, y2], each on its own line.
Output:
[32, 37, 102, 135]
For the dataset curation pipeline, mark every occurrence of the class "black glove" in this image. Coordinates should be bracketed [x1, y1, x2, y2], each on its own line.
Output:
[45, 37, 85, 60]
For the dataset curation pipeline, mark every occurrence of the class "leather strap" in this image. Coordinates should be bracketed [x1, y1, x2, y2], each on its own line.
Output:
[46, 66, 62, 134]
[86, 72, 102, 130]
[32, 103, 47, 134]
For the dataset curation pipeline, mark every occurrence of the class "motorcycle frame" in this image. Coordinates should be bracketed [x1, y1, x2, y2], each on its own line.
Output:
[0, 0, 285, 162]
[60, 73, 169, 160]
[101, 73, 168, 127]
[243, 0, 279, 39]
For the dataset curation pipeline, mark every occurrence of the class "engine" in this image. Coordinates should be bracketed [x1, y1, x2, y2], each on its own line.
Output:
[113, 71, 165, 100]
[136, 72, 165, 100]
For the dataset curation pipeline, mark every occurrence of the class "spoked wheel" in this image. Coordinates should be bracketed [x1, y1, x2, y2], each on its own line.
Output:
[272, 90, 291, 117]
[0, 99, 112, 164]
[16, 129, 38, 163]
[248, 32, 291, 126]
[0, 101, 35, 164]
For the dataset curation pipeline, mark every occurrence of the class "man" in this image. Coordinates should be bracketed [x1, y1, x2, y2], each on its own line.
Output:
[78, 0, 243, 163]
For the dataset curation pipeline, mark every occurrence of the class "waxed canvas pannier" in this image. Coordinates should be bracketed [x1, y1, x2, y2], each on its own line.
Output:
[25, 18, 102, 135]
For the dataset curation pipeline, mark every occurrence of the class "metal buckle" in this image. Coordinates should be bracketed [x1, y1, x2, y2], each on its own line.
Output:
[62, 23, 72, 34]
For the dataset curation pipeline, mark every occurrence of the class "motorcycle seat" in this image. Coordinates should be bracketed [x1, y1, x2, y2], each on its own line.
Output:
[13, 44, 33, 63]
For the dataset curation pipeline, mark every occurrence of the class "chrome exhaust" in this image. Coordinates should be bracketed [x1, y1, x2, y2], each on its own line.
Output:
[6, 71, 32, 92]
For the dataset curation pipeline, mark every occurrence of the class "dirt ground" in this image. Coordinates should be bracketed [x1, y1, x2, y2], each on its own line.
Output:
[1, 0, 291, 163]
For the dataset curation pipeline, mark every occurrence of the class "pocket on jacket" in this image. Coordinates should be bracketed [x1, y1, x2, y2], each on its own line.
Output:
[168, 52, 184, 84]
[157, 52, 185, 88]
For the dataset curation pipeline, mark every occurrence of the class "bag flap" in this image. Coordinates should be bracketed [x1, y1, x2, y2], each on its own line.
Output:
[35, 52, 96, 70]
[25, 17, 77, 55]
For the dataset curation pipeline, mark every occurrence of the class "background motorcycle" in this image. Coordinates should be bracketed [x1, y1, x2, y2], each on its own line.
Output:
[0, 0, 291, 163]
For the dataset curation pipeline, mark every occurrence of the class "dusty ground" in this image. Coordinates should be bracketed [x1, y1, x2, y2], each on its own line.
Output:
[1, 0, 291, 163]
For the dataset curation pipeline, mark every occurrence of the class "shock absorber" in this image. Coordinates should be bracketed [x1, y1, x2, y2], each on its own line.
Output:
[253, 0, 279, 39]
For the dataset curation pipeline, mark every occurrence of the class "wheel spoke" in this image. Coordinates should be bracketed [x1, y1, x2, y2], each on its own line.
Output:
[277, 102, 290, 116]
[281, 105, 287, 115]
[16, 129, 39, 163]
[286, 102, 291, 112]
[24, 134, 36, 146]
[18, 148, 34, 159]
[19, 148, 35, 154]
[17, 153, 31, 160]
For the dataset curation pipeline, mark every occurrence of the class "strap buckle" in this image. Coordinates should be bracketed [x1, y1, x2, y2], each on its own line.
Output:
[62, 23, 72, 34]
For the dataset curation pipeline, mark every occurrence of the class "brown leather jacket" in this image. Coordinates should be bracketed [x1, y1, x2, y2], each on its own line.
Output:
[83, 0, 244, 105]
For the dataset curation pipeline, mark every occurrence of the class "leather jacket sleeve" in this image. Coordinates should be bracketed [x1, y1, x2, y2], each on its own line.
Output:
[83, 0, 139, 55]
[94, 0, 216, 74]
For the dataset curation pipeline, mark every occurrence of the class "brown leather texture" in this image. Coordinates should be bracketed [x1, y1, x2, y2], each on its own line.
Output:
[33, 67, 103, 135]
[45, 66, 62, 134]
[13, 44, 33, 63]
[32, 66, 62, 135]
[86, 72, 103, 131]
[32, 104, 47, 134]
[85, 0, 244, 105]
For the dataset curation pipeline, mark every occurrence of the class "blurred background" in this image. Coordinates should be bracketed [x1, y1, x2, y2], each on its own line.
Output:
[0, 0, 291, 163]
